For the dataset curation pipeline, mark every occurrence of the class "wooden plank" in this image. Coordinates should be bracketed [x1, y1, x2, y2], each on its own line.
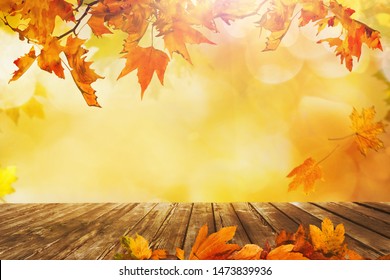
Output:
[111, 203, 175, 257]
[0, 204, 71, 229]
[151, 203, 192, 258]
[314, 202, 390, 238]
[0, 204, 47, 224]
[0, 203, 94, 258]
[0, 204, 116, 259]
[290, 202, 388, 258]
[183, 203, 215, 258]
[356, 202, 390, 213]
[338, 202, 390, 224]
[37, 204, 127, 259]
[99, 203, 157, 260]
[232, 203, 276, 246]
[213, 203, 251, 246]
[64, 203, 142, 259]
[250, 203, 299, 237]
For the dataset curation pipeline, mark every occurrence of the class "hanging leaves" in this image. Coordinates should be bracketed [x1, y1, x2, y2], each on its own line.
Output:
[0, 0, 383, 106]
[115, 218, 372, 260]
[0, 166, 17, 202]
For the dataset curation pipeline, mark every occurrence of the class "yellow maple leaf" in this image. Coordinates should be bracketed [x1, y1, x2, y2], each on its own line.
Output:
[0, 166, 17, 202]
[350, 106, 386, 156]
[286, 157, 323, 194]
[121, 234, 152, 260]
[309, 218, 346, 257]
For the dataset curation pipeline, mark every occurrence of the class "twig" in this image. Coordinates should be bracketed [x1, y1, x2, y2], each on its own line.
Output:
[57, 0, 100, 40]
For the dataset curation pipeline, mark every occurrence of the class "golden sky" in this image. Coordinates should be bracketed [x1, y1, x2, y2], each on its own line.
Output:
[1, 0, 390, 202]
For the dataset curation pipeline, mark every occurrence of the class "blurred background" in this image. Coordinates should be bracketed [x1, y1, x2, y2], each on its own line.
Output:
[1, 0, 389, 202]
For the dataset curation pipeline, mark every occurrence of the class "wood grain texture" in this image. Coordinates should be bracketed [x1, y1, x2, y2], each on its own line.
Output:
[0, 202, 388, 260]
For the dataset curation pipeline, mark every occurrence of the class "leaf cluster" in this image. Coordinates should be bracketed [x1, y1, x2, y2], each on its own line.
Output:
[115, 217, 388, 260]
[0, 0, 383, 106]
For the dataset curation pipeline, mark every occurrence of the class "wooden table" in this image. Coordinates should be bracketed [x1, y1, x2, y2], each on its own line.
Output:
[0, 202, 389, 259]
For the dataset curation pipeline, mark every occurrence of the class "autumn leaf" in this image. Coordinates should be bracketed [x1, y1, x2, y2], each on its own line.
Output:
[309, 218, 346, 258]
[10, 47, 37, 82]
[189, 224, 240, 260]
[0, 166, 17, 202]
[258, 0, 297, 51]
[317, 0, 382, 71]
[287, 157, 323, 194]
[275, 224, 327, 259]
[275, 224, 305, 246]
[228, 244, 262, 260]
[153, 0, 215, 64]
[267, 244, 308, 260]
[299, 0, 327, 27]
[350, 107, 386, 156]
[64, 36, 103, 107]
[151, 249, 168, 260]
[118, 44, 170, 98]
[121, 234, 152, 260]
[37, 37, 65, 78]
[176, 247, 185, 260]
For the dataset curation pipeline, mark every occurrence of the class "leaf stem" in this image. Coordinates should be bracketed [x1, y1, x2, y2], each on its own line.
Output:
[316, 144, 341, 165]
[328, 133, 355, 141]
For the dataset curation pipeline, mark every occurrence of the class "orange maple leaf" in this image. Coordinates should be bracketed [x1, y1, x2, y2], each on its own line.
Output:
[286, 157, 323, 194]
[118, 44, 170, 98]
[267, 244, 308, 260]
[317, 0, 382, 71]
[189, 224, 240, 260]
[175, 247, 185, 260]
[10, 47, 37, 82]
[258, 0, 297, 51]
[151, 249, 168, 260]
[64, 36, 103, 107]
[299, 0, 327, 27]
[350, 107, 386, 156]
[153, 0, 215, 64]
[37, 37, 65, 79]
[228, 244, 262, 260]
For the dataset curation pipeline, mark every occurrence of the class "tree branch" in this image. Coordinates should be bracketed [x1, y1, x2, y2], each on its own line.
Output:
[57, 0, 100, 40]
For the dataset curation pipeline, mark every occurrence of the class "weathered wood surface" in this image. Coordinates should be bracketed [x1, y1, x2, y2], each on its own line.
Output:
[0, 202, 388, 260]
